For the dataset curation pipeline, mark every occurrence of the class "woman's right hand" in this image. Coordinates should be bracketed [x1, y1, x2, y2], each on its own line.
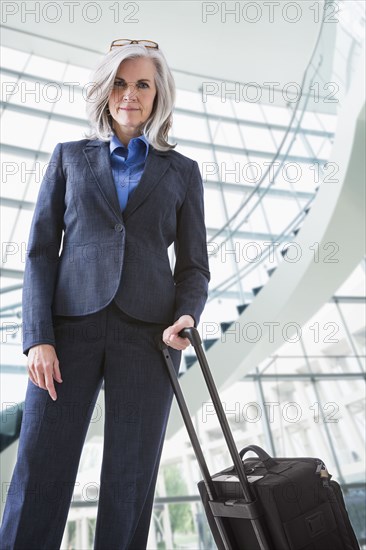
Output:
[27, 344, 63, 401]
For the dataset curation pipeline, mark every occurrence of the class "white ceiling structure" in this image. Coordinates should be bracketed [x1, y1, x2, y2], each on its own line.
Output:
[1, 0, 336, 111]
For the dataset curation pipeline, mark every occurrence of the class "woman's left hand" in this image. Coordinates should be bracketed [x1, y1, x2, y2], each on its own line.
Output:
[163, 315, 195, 350]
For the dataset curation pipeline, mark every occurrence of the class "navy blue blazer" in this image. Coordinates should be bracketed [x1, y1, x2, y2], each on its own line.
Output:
[22, 139, 210, 356]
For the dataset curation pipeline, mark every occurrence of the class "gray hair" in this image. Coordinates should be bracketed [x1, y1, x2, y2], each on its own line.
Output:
[85, 44, 177, 151]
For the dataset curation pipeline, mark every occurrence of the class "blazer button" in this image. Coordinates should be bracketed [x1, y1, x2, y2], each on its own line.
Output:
[114, 223, 124, 232]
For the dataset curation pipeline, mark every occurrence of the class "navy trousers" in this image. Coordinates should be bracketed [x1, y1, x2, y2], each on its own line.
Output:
[0, 299, 181, 550]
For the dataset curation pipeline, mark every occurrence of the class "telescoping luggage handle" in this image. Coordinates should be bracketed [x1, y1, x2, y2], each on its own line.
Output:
[177, 328, 253, 501]
[157, 332, 233, 550]
[157, 327, 271, 550]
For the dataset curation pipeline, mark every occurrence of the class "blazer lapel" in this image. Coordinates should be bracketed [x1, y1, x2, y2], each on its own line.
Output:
[83, 140, 122, 221]
[83, 140, 171, 221]
[123, 146, 171, 220]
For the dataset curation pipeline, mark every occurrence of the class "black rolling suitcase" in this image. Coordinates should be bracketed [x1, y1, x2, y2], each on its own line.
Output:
[158, 327, 360, 550]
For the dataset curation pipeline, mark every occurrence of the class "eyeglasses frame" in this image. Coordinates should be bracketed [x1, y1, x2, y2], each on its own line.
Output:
[109, 39, 159, 51]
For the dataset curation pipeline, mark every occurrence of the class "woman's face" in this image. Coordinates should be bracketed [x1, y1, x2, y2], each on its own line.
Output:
[108, 56, 157, 143]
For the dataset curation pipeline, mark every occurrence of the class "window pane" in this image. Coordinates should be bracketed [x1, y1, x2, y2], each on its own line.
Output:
[2, 110, 47, 150]
[172, 113, 210, 142]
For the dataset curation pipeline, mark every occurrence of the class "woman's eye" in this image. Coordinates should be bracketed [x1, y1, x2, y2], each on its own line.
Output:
[113, 81, 149, 89]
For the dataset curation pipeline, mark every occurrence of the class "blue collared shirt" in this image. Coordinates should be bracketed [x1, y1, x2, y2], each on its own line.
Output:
[109, 132, 150, 212]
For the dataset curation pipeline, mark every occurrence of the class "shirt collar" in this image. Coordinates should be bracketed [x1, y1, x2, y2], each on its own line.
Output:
[110, 132, 149, 160]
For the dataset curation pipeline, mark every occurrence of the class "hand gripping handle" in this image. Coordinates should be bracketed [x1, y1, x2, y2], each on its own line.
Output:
[179, 327, 202, 347]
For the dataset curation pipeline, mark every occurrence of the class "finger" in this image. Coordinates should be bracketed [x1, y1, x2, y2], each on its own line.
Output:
[162, 330, 173, 346]
[168, 336, 189, 351]
[28, 367, 39, 386]
[172, 323, 186, 333]
[53, 360, 63, 383]
[166, 329, 180, 341]
[34, 368, 47, 390]
[169, 334, 190, 347]
[163, 326, 190, 348]
[44, 369, 57, 401]
[39, 377, 48, 391]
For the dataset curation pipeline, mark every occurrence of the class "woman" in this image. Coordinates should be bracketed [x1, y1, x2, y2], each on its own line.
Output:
[0, 39, 210, 549]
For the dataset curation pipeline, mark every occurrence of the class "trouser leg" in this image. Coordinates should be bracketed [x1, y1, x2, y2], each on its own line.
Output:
[126, 411, 173, 550]
[0, 309, 106, 550]
[93, 302, 181, 550]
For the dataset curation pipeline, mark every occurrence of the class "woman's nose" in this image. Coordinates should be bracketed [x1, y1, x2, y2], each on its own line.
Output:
[123, 83, 137, 99]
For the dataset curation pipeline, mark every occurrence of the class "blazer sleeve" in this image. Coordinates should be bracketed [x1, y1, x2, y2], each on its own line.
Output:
[22, 143, 66, 356]
[173, 160, 210, 326]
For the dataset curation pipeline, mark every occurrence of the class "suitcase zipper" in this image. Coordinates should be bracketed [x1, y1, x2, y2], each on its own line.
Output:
[315, 460, 330, 487]
[315, 460, 325, 474]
